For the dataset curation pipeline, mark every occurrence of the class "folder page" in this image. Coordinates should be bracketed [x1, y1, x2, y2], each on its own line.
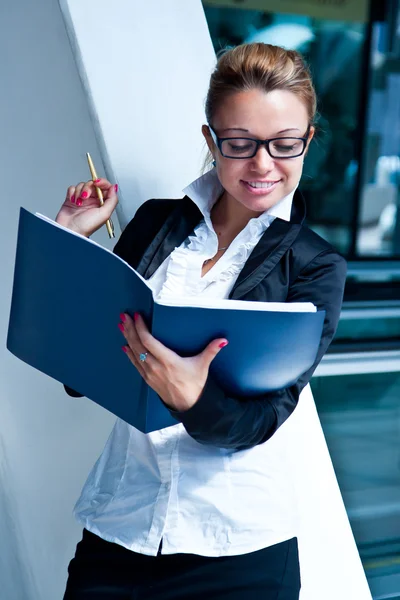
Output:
[158, 295, 317, 313]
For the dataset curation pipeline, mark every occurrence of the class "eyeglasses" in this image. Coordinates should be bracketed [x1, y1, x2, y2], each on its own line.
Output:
[208, 125, 311, 160]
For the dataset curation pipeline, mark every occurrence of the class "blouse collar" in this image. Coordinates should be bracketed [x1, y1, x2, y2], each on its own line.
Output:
[183, 167, 295, 224]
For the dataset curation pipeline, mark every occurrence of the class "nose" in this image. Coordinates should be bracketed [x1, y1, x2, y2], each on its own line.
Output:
[250, 144, 275, 173]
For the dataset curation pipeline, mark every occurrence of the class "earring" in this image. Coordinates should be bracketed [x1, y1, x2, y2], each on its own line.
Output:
[212, 159, 216, 167]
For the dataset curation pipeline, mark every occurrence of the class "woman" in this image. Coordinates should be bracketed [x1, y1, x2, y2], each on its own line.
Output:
[58, 43, 346, 599]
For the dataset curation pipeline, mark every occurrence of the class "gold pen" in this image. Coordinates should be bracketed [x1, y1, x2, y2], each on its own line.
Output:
[86, 152, 115, 239]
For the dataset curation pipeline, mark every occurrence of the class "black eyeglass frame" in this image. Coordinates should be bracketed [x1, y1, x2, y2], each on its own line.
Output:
[208, 124, 312, 160]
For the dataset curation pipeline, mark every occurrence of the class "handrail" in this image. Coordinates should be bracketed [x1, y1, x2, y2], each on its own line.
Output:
[316, 350, 400, 377]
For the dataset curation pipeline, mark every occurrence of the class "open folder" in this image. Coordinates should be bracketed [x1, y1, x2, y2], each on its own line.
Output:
[7, 208, 326, 433]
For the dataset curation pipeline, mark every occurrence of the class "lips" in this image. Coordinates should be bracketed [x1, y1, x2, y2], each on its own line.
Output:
[240, 179, 281, 195]
[246, 180, 280, 189]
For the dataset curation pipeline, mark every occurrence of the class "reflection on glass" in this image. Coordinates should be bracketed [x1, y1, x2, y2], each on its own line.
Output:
[311, 372, 400, 598]
[357, 10, 400, 257]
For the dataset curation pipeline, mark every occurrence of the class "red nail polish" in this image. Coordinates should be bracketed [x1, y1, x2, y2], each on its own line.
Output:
[81, 191, 88, 199]
[118, 323, 124, 332]
[122, 346, 128, 353]
[134, 312, 139, 321]
[71, 194, 75, 203]
[114, 184, 118, 193]
[76, 199, 82, 207]
[95, 178, 101, 183]
[219, 341, 228, 348]
[120, 313, 126, 322]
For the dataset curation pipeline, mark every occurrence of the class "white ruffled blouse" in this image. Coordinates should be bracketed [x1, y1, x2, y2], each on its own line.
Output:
[150, 167, 295, 300]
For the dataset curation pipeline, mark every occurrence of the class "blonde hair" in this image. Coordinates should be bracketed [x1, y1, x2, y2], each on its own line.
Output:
[203, 43, 317, 169]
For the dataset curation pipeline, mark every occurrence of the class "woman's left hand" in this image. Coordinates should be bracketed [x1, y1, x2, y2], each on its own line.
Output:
[119, 312, 228, 412]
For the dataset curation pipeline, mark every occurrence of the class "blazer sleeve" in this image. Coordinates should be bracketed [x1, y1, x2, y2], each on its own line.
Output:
[169, 249, 347, 451]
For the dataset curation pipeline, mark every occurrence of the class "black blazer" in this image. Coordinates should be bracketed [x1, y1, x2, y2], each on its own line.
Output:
[67, 190, 347, 451]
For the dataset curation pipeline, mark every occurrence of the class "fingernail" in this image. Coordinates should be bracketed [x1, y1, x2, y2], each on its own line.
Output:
[134, 312, 139, 321]
[71, 194, 75, 203]
[95, 178, 101, 183]
[120, 313, 126, 322]
[114, 184, 118, 193]
[219, 341, 228, 348]
[118, 323, 125, 332]
[122, 346, 128, 353]
[81, 191, 88, 199]
[76, 199, 82, 206]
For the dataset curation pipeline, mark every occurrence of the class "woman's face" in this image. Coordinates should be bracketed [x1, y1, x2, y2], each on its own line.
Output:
[203, 88, 314, 215]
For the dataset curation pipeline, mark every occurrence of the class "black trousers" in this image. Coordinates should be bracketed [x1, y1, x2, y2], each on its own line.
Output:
[63, 529, 301, 599]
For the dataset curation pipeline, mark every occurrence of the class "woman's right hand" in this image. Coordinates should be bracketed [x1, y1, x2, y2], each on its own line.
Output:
[55, 178, 119, 237]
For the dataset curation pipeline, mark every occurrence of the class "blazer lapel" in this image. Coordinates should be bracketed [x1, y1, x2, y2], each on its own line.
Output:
[230, 190, 306, 299]
[229, 220, 301, 299]
[136, 197, 202, 279]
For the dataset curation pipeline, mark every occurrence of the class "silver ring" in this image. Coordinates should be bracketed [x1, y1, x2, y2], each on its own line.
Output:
[139, 352, 148, 362]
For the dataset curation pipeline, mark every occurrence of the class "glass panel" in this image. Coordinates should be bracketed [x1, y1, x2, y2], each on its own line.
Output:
[329, 303, 400, 351]
[202, 2, 368, 255]
[356, 1, 400, 257]
[344, 264, 400, 303]
[340, 316, 400, 341]
[311, 372, 400, 598]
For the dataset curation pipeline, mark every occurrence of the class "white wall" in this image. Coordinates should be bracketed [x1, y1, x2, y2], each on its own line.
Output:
[60, 0, 216, 228]
[0, 1, 214, 597]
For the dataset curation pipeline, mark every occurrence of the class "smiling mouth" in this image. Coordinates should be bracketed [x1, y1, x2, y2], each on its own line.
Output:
[244, 180, 280, 189]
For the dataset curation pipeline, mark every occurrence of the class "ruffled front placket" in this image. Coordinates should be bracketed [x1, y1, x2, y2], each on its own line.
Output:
[156, 212, 273, 301]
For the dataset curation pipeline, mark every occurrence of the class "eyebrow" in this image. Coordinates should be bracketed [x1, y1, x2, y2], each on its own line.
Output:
[220, 127, 301, 135]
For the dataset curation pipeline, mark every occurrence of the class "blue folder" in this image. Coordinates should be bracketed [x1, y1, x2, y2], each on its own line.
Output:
[7, 209, 325, 433]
